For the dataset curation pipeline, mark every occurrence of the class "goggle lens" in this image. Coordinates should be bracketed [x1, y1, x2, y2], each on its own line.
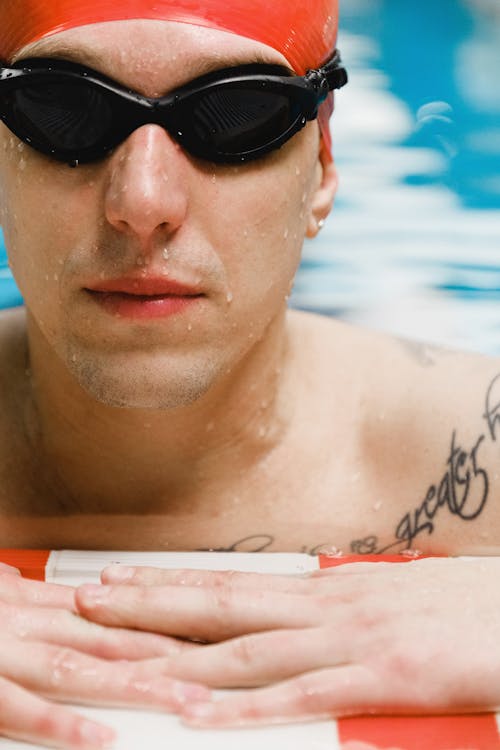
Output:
[5, 79, 115, 156]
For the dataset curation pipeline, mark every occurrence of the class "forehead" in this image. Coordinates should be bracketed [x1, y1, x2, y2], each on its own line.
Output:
[16, 19, 291, 92]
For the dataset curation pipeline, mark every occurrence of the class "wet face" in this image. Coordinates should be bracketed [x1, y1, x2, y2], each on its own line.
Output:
[0, 20, 336, 409]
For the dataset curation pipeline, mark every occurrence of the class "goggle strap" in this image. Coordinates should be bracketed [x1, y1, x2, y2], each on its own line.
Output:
[306, 49, 348, 97]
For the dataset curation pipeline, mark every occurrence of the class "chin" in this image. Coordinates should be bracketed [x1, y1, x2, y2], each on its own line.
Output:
[65, 350, 218, 410]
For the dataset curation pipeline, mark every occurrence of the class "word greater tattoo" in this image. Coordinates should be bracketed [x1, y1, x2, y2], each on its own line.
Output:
[351, 372, 500, 555]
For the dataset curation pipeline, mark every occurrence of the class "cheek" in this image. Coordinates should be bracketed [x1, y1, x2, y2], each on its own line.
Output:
[0, 151, 96, 326]
[205, 153, 317, 309]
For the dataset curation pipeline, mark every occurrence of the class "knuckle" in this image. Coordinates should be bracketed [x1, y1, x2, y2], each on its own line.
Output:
[292, 676, 324, 712]
[209, 570, 234, 589]
[210, 579, 233, 613]
[231, 636, 259, 668]
[0, 563, 21, 577]
[383, 643, 425, 681]
[33, 705, 63, 738]
[48, 646, 79, 678]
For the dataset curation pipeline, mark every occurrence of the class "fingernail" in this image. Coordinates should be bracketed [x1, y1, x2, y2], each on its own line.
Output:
[104, 564, 134, 583]
[171, 680, 212, 706]
[78, 584, 111, 607]
[79, 720, 116, 748]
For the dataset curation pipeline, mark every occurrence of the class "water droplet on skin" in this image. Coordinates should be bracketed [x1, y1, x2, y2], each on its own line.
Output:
[226, 291, 233, 304]
[401, 548, 423, 559]
[133, 681, 154, 695]
[283, 228, 289, 239]
[53, 273, 59, 282]
[318, 546, 343, 558]
[19, 158, 26, 171]
[211, 174, 216, 183]
[187, 324, 193, 332]
[295, 167, 301, 176]
[162, 248, 170, 261]
[71, 354, 78, 363]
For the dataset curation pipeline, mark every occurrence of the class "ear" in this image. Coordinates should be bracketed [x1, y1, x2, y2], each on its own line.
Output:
[306, 150, 338, 239]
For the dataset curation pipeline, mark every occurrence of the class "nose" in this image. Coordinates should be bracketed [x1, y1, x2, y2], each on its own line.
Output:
[104, 125, 189, 247]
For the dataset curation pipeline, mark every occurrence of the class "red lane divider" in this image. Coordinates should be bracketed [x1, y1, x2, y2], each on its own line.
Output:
[0, 549, 50, 581]
[338, 714, 500, 750]
[318, 553, 439, 568]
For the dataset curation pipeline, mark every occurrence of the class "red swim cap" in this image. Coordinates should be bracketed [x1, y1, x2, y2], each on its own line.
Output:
[0, 0, 339, 158]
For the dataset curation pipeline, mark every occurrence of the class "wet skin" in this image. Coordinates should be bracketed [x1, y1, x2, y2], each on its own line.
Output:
[0, 16, 500, 750]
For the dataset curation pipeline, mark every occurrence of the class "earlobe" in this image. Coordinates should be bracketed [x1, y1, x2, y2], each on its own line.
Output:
[306, 155, 338, 238]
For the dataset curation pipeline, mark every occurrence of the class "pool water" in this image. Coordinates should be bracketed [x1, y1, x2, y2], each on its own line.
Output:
[1, 0, 500, 354]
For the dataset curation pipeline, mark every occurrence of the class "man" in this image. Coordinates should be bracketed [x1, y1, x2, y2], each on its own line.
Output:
[1, 1, 500, 748]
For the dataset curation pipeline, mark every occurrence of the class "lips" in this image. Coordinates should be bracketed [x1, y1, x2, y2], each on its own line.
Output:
[88, 277, 203, 296]
[85, 276, 205, 319]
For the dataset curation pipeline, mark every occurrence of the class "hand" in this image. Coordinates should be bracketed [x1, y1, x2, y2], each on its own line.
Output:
[0, 563, 209, 749]
[75, 558, 500, 728]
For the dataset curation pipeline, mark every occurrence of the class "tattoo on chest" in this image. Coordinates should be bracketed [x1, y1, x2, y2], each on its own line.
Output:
[199, 374, 500, 557]
[351, 372, 500, 555]
[196, 535, 327, 555]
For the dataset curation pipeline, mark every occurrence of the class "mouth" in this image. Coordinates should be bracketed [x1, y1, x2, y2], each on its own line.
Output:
[84, 277, 205, 320]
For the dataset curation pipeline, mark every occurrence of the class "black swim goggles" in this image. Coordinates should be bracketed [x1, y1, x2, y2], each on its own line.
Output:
[0, 50, 347, 166]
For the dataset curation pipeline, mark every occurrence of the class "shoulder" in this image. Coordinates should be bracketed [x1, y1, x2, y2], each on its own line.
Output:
[289, 308, 498, 418]
[289, 310, 500, 553]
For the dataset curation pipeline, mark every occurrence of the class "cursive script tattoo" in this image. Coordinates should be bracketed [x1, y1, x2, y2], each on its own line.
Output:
[351, 372, 500, 555]
[484, 372, 500, 442]
[394, 433, 488, 548]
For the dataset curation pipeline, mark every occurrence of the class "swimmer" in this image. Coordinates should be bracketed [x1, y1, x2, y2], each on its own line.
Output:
[1, 0, 500, 747]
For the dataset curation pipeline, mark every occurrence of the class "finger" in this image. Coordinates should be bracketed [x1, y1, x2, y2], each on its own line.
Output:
[0, 563, 21, 576]
[1, 602, 197, 660]
[159, 627, 351, 688]
[0, 675, 115, 749]
[76, 583, 319, 641]
[182, 665, 379, 727]
[0, 639, 210, 712]
[0, 570, 75, 611]
[102, 565, 313, 594]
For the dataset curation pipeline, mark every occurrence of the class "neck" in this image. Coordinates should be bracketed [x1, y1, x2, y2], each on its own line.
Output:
[24, 309, 298, 516]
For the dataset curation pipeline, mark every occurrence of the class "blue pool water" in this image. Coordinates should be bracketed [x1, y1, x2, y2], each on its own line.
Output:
[2, 0, 500, 353]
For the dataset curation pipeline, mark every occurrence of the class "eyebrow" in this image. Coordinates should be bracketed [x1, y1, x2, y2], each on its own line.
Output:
[13, 40, 292, 80]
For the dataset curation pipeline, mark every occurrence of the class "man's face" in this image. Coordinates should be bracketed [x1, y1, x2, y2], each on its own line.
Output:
[0, 20, 334, 409]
